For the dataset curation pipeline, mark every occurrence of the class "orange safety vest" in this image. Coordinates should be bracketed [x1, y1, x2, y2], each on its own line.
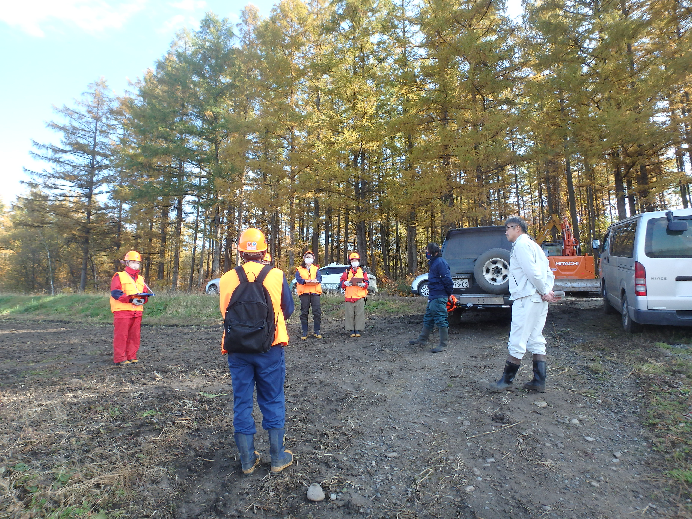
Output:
[345, 267, 368, 300]
[296, 265, 322, 295]
[110, 271, 146, 313]
[219, 262, 289, 349]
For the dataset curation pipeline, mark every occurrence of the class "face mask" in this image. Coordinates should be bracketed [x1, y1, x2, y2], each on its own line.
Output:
[351, 261, 359, 268]
[304, 257, 313, 265]
[128, 261, 141, 271]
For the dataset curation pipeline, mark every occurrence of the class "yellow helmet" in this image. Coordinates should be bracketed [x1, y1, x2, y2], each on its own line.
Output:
[348, 252, 360, 261]
[124, 250, 142, 262]
[238, 228, 267, 252]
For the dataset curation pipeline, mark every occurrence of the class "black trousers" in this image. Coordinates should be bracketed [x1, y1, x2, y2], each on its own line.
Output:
[299, 293, 322, 334]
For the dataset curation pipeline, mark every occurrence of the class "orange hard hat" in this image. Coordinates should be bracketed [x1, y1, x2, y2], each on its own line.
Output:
[349, 252, 360, 261]
[238, 228, 267, 252]
[304, 250, 314, 257]
[124, 250, 142, 262]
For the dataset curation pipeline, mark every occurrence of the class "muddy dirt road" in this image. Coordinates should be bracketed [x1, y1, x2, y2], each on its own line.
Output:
[0, 296, 689, 518]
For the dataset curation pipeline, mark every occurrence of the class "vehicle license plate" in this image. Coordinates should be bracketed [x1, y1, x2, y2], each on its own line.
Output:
[453, 278, 470, 289]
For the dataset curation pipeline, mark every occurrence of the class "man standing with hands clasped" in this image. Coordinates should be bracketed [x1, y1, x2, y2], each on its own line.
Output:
[490, 217, 559, 393]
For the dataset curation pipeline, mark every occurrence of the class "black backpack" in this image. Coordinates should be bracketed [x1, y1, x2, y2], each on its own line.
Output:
[223, 264, 276, 354]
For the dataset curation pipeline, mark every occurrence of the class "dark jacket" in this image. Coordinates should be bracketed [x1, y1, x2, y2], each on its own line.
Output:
[427, 256, 453, 299]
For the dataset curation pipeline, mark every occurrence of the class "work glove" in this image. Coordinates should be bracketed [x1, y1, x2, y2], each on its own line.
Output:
[357, 282, 366, 287]
[446, 295, 457, 312]
[132, 297, 145, 306]
[344, 281, 352, 287]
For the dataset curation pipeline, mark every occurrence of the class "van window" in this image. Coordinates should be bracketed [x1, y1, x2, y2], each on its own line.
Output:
[645, 218, 692, 258]
[611, 221, 637, 258]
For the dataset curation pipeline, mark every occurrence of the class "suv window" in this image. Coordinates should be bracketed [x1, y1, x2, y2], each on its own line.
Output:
[645, 218, 692, 258]
[611, 221, 637, 258]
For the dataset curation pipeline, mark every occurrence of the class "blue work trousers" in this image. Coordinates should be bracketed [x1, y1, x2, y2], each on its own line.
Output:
[227, 345, 286, 435]
[423, 297, 449, 329]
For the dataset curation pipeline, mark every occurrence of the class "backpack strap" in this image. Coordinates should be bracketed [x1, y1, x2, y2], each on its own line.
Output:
[234, 264, 271, 285]
[234, 265, 249, 284]
[254, 264, 272, 285]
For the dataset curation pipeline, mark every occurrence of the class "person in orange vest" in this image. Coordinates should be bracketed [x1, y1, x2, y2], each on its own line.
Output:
[219, 228, 295, 475]
[110, 251, 150, 366]
[295, 250, 323, 340]
[339, 252, 369, 337]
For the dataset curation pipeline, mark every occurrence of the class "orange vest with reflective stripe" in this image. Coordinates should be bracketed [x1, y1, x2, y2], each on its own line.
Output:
[296, 265, 322, 295]
[219, 262, 289, 349]
[345, 267, 368, 299]
[110, 271, 146, 313]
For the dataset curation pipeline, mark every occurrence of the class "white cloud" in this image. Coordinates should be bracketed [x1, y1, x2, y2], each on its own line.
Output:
[158, 13, 194, 34]
[0, 0, 146, 37]
[169, 0, 206, 11]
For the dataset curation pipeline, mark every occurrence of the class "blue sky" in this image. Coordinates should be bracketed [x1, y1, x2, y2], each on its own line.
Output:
[0, 0, 521, 208]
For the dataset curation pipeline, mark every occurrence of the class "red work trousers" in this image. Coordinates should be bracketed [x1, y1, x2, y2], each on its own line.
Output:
[113, 312, 142, 363]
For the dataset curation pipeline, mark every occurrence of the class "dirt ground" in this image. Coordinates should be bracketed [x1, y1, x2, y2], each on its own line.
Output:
[1, 295, 691, 518]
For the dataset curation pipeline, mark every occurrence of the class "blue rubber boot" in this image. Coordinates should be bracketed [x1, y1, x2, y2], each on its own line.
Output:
[233, 433, 260, 474]
[268, 428, 293, 473]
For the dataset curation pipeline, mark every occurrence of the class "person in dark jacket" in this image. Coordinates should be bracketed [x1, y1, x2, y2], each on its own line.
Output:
[409, 243, 454, 353]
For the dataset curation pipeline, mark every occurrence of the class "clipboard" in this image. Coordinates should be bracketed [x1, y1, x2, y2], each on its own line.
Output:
[350, 277, 364, 284]
[135, 292, 155, 297]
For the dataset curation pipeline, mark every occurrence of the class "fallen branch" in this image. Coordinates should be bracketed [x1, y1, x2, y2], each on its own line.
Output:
[466, 421, 523, 439]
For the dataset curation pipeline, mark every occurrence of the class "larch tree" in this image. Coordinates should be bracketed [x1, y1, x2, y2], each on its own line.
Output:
[25, 79, 117, 292]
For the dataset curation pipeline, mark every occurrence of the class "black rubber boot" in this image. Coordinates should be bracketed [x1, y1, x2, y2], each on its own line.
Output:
[268, 428, 293, 473]
[409, 326, 432, 345]
[233, 433, 260, 475]
[489, 361, 521, 392]
[430, 327, 448, 353]
[523, 360, 547, 392]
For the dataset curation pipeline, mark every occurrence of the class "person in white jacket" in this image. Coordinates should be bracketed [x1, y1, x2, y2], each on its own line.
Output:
[490, 216, 558, 392]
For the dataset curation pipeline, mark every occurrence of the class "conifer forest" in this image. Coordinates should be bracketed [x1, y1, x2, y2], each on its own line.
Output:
[2, 0, 691, 293]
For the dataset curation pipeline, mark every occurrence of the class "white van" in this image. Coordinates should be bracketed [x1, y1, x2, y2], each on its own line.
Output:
[599, 208, 692, 332]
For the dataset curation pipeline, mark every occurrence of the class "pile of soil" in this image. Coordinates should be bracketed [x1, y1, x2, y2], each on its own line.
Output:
[0, 296, 688, 518]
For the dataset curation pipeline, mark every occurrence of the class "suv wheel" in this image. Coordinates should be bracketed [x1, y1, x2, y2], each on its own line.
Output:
[602, 282, 615, 314]
[621, 294, 642, 333]
[418, 281, 430, 298]
[474, 248, 510, 294]
[206, 284, 219, 295]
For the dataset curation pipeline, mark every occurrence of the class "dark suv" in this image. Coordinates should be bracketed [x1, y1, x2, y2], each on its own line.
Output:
[411, 226, 512, 309]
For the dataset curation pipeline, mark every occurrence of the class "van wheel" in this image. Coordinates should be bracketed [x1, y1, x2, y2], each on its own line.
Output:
[602, 283, 615, 314]
[621, 295, 642, 333]
[474, 248, 510, 294]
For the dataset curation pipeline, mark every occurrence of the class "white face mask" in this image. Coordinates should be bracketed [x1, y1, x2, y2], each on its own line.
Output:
[351, 261, 359, 268]
[304, 257, 314, 265]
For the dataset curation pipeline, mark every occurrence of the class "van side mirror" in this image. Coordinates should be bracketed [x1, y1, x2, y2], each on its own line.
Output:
[591, 239, 600, 250]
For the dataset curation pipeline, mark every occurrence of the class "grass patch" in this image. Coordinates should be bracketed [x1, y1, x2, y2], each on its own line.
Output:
[576, 331, 692, 507]
[0, 292, 425, 326]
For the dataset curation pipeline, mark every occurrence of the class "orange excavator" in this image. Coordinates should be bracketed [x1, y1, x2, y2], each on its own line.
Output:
[536, 215, 598, 291]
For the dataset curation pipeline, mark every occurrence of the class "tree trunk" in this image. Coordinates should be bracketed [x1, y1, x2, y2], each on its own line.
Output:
[158, 203, 168, 282]
[189, 201, 200, 291]
[171, 195, 184, 291]
[613, 153, 627, 219]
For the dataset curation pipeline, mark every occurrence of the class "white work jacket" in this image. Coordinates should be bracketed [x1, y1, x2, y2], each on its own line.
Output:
[509, 234, 555, 300]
